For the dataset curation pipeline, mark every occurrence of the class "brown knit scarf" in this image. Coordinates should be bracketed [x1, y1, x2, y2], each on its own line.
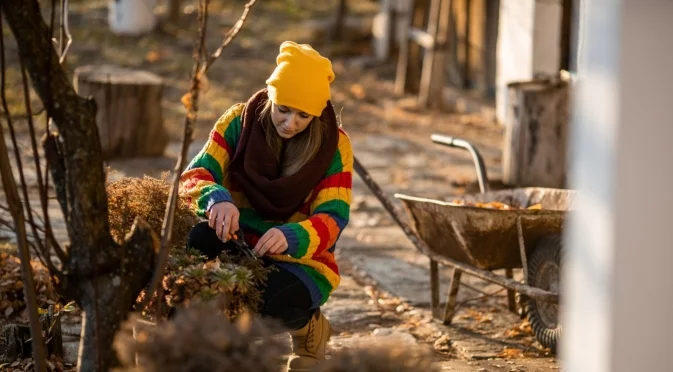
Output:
[228, 89, 339, 221]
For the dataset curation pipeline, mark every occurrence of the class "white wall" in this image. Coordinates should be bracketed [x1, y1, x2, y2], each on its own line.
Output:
[533, 1, 562, 75]
[561, 1, 673, 371]
[495, 0, 562, 124]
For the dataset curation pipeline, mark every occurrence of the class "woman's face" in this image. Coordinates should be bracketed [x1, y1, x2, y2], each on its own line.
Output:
[270, 103, 314, 139]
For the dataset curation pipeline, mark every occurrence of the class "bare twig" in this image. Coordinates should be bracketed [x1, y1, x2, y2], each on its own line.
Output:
[138, 0, 257, 311]
[58, 0, 72, 64]
[42, 133, 68, 224]
[0, 107, 46, 120]
[199, 0, 210, 62]
[204, 0, 258, 70]
[20, 54, 66, 263]
[0, 15, 47, 372]
[28, 239, 59, 275]
[0, 13, 49, 263]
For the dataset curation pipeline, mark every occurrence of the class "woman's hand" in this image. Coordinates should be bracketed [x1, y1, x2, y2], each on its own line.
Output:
[254, 228, 288, 257]
[207, 202, 240, 241]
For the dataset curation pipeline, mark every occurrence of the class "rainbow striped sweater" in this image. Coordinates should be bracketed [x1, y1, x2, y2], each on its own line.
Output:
[179, 103, 353, 309]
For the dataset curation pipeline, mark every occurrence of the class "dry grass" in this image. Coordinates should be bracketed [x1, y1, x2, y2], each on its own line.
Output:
[106, 171, 198, 250]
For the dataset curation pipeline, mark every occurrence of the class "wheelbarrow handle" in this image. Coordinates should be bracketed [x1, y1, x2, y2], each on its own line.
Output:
[430, 133, 490, 194]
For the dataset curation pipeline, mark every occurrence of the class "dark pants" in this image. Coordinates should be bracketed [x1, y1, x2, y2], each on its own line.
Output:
[186, 221, 315, 330]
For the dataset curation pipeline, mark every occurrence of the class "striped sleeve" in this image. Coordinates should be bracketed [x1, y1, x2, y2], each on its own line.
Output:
[179, 103, 244, 217]
[277, 129, 353, 259]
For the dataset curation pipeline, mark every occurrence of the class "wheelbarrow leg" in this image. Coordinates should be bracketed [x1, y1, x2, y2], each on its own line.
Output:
[430, 259, 440, 318]
[505, 269, 517, 313]
[442, 268, 462, 325]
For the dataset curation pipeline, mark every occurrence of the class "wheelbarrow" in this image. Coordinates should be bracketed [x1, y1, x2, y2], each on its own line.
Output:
[352, 134, 575, 352]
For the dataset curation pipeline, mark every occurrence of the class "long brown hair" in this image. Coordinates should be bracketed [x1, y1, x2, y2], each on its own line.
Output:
[258, 99, 327, 177]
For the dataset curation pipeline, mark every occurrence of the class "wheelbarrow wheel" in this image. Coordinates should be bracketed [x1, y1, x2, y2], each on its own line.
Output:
[526, 234, 563, 353]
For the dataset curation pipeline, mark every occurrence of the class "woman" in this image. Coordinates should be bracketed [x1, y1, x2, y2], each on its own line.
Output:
[179, 41, 352, 371]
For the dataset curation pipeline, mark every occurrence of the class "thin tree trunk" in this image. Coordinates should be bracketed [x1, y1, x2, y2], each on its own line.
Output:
[168, 0, 182, 23]
[0, 84, 47, 372]
[1, 1, 159, 370]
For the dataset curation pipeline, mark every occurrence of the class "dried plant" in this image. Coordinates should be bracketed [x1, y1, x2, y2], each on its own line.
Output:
[114, 300, 287, 372]
[0, 251, 59, 319]
[105, 173, 270, 320]
[106, 172, 198, 251]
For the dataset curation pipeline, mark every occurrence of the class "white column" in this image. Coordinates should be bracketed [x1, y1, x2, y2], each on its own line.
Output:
[562, 1, 673, 372]
[108, 0, 157, 36]
[495, 0, 562, 124]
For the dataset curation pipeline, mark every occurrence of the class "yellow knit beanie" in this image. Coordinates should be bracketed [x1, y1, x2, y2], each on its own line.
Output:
[265, 41, 335, 117]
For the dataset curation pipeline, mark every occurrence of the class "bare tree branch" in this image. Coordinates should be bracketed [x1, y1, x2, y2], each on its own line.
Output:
[0, 15, 47, 372]
[0, 10, 50, 264]
[19, 53, 66, 263]
[0, 107, 46, 120]
[3, 0, 118, 276]
[205, 0, 258, 71]
[138, 0, 258, 312]
[27, 239, 59, 276]
[198, 0, 210, 63]
[42, 133, 68, 224]
[58, 0, 72, 64]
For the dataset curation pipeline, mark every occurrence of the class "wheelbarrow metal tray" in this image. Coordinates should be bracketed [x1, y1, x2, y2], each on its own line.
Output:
[394, 187, 576, 271]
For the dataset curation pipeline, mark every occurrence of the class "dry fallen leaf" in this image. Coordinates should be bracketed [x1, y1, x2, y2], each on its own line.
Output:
[433, 334, 452, 353]
[450, 200, 545, 211]
[145, 50, 161, 63]
[518, 320, 532, 333]
[363, 286, 378, 301]
[349, 83, 366, 99]
[498, 347, 525, 359]
[503, 328, 522, 338]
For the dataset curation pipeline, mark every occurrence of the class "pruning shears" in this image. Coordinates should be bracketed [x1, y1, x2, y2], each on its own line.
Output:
[228, 228, 257, 260]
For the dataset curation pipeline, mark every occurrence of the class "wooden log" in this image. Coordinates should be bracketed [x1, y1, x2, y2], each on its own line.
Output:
[419, 0, 452, 109]
[430, 259, 440, 318]
[395, 0, 429, 94]
[442, 268, 462, 325]
[0, 324, 28, 363]
[394, 0, 412, 94]
[502, 77, 570, 188]
[41, 306, 63, 359]
[417, 0, 443, 107]
[73, 64, 168, 159]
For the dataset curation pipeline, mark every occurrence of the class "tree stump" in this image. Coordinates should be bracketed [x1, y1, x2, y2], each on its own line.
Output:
[73, 65, 168, 159]
[502, 77, 570, 188]
[0, 306, 63, 363]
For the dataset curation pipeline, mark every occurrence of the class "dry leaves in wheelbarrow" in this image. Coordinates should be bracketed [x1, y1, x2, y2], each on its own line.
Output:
[450, 200, 543, 210]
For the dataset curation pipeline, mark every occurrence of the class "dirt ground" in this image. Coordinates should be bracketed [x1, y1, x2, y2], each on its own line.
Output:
[1, 0, 561, 370]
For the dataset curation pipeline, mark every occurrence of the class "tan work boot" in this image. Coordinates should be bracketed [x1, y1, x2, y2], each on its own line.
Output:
[286, 309, 332, 372]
